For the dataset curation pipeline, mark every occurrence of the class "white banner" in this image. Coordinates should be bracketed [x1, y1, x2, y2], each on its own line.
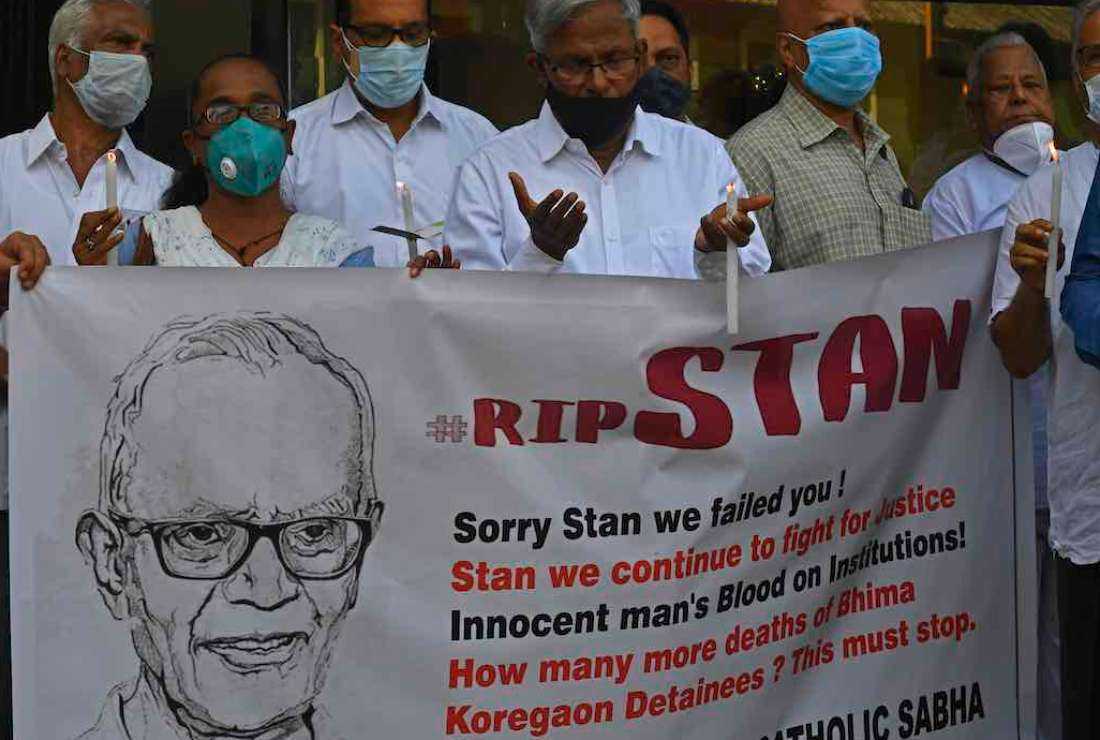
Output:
[10, 232, 1035, 739]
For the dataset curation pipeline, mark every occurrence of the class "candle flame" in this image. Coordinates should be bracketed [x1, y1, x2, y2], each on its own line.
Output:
[106, 150, 117, 164]
[396, 181, 405, 191]
[1049, 142, 1059, 163]
[726, 183, 735, 195]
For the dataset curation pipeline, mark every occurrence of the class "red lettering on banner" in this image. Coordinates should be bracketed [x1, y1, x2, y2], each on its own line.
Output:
[818, 316, 899, 422]
[733, 333, 820, 436]
[470, 304, 972, 447]
[634, 348, 733, 450]
[473, 399, 524, 447]
[575, 400, 627, 443]
[898, 300, 971, 402]
[530, 400, 574, 443]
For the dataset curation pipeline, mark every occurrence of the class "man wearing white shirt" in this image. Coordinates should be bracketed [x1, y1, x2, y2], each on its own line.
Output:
[926, 31, 1062, 740]
[924, 32, 1057, 242]
[0, 0, 172, 268]
[991, 2, 1100, 736]
[446, 0, 771, 278]
[282, 0, 498, 267]
[0, 1, 171, 734]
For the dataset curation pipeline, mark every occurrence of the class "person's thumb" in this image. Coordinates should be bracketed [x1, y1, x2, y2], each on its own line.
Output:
[738, 194, 774, 213]
[509, 172, 536, 218]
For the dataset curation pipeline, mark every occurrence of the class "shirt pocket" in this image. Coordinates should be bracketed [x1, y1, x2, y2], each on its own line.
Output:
[885, 203, 933, 251]
[648, 225, 698, 279]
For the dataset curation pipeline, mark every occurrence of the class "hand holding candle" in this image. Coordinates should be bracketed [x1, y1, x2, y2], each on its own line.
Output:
[1045, 143, 1062, 300]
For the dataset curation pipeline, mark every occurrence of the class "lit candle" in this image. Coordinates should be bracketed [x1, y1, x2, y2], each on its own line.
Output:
[1045, 143, 1061, 300]
[397, 181, 418, 264]
[105, 150, 118, 266]
[726, 182, 740, 335]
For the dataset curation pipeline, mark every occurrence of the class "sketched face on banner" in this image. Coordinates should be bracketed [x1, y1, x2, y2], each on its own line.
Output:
[75, 312, 383, 733]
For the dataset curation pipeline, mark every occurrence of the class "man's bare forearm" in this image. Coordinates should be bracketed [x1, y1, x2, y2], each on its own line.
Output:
[991, 283, 1050, 378]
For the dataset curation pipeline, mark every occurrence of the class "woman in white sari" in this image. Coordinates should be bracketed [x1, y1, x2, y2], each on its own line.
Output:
[73, 53, 454, 275]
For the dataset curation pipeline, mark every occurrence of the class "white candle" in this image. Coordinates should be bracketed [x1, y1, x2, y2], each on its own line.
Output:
[726, 182, 740, 335]
[105, 150, 119, 266]
[1045, 144, 1062, 300]
[397, 181, 418, 264]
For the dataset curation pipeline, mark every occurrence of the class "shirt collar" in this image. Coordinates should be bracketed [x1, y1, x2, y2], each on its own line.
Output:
[25, 115, 60, 167]
[332, 80, 444, 129]
[534, 101, 662, 163]
[26, 113, 141, 177]
[779, 84, 889, 150]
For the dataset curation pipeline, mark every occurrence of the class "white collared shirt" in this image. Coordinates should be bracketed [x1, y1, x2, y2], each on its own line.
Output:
[0, 114, 173, 266]
[445, 102, 770, 279]
[924, 153, 1030, 242]
[993, 142, 1100, 564]
[282, 82, 498, 267]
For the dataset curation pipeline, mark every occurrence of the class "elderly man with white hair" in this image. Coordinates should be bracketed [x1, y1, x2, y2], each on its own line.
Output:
[924, 33, 1058, 242]
[446, 0, 772, 279]
[992, 1, 1100, 737]
[926, 33, 1062, 740]
[0, 0, 171, 732]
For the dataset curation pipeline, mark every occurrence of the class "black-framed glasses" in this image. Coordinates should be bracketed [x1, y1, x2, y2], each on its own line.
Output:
[343, 23, 432, 49]
[541, 54, 641, 84]
[197, 102, 286, 128]
[110, 511, 378, 581]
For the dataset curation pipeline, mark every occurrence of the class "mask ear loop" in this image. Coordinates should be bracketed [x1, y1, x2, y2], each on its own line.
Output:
[781, 33, 810, 77]
[340, 28, 361, 82]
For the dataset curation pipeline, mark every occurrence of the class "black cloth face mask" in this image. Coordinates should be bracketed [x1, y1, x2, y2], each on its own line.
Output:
[545, 82, 641, 148]
[635, 66, 691, 120]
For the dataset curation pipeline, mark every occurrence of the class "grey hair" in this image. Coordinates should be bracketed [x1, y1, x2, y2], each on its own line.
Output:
[524, 0, 641, 54]
[98, 312, 381, 518]
[965, 32, 1047, 102]
[1074, 0, 1100, 78]
[48, 0, 149, 91]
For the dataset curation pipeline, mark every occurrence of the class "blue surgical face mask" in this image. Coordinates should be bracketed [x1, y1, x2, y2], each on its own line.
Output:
[205, 117, 287, 198]
[67, 48, 152, 128]
[1082, 72, 1100, 124]
[342, 31, 429, 109]
[784, 27, 883, 109]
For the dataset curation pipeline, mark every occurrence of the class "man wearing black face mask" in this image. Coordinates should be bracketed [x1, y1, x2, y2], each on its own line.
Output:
[447, 0, 772, 278]
[637, 0, 693, 122]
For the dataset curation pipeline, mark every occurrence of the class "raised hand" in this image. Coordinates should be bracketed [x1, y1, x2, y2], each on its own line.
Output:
[695, 195, 774, 252]
[72, 208, 124, 266]
[509, 171, 588, 261]
[1011, 219, 1065, 295]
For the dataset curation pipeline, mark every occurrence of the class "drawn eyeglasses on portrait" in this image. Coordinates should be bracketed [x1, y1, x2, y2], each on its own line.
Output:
[108, 509, 383, 580]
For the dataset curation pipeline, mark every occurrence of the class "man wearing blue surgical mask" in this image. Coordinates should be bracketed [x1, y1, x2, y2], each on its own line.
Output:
[727, 0, 930, 271]
[0, 0, 173, 735]
[282, 0, 498, 267]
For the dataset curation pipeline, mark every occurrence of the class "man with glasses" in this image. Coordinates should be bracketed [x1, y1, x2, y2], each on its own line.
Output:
[727, 0, 930, 271]
[447, 0, 772, 278]
[74, 312, 384, 739]
[0, 1, 171, 733]
[993, 2, 1100, 736]
[637, 0, 694, 122]
[282, 0, 497, 267]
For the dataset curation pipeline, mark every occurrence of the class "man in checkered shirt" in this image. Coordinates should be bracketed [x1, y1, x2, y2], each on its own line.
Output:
[727, 0, 931, 271]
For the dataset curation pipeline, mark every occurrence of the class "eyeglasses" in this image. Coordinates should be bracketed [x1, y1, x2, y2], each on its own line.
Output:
[542, 54, 641, 84]
[198, 102, 286, 128]
[343, 23, 432, 49]
[111, 512, 378, 581]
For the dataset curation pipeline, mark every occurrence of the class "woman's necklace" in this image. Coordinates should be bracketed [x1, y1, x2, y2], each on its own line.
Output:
[208, 218, 289, 265]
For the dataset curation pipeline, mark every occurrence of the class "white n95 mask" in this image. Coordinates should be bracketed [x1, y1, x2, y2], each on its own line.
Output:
[68, 48, 152, 129]
[992, 121, 1055, 176]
